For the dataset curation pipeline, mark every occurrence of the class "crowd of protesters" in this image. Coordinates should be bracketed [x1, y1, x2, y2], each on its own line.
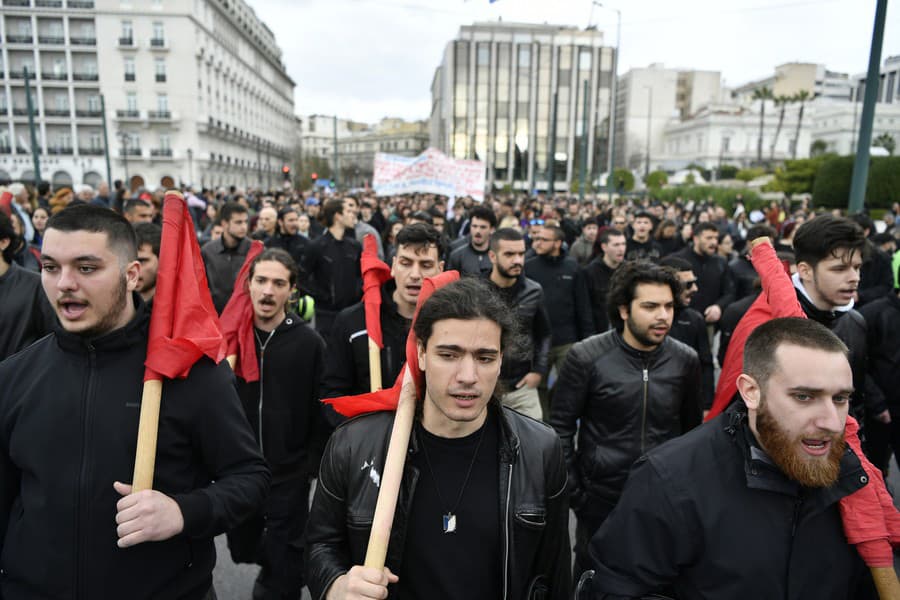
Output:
[1, 174, 900, 599]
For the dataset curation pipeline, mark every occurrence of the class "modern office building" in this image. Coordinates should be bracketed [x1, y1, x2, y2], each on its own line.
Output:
[0, 0, 296, 190]
[337, 117, 428, 188]
[430, 21, 615, 192]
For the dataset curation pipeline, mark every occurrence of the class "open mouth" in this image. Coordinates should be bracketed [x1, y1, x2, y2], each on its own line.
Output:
[405, 285, 421, 296]
[450, 393, 479, 408]
[59, 300, 88, 320]
[259, 298, 277, 308]
[801, 438, 831, 456]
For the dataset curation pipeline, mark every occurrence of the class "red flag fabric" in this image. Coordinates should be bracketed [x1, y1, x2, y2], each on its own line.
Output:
[324, 270, 460, 417]
[219, 240, 265, 382]
[361, 233, 392, 348]
[707, 239, 900, 568]
[143, 191, 225, 381]
[0, 191, 12, 217]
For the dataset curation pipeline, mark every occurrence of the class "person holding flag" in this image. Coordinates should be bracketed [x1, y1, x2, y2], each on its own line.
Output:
[307, 276, 571, 600]
[221, 246, 327, 600]
[0, 203, 269, 599]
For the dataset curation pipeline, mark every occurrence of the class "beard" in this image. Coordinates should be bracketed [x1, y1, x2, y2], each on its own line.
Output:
[80, 275, 130, 339]
[756, 402, 846, 488]
[625, 313, 667, 348]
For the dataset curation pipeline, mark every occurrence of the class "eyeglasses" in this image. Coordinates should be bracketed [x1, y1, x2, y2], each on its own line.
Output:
[529, 219, 545, 226]
[531, 237, 555, 243]
[684, 279, 699, 288]
[613, 220, 626, 225]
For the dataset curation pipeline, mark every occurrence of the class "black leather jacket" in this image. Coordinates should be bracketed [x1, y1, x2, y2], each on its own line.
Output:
[550, 330, 702, 513]
[305, 403, 571, 600]
[490, 275, 552, 385]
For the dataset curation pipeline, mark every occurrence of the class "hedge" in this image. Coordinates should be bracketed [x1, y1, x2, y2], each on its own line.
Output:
[812, 155, 900, 210]
[650, 186, 765, 214]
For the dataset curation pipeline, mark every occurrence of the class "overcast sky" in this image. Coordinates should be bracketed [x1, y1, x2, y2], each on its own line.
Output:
[248, 0, 899, 123]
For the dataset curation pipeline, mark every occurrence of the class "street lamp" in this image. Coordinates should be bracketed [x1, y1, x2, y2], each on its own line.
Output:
[644, 85, 653, 180]
[186, 148, 194, 185]
[117, 130, 130, 187]
[591, 2, 621, 201]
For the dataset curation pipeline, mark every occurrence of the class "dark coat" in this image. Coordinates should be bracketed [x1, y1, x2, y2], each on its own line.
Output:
[446, 242, 493, 277]
[581, 257, 616, 333]
[0, 263, 56, 361]
[588, 406, 875, 600]
[299, 230, 362, 314]
[672, 247, 736, 315]
[0, 304, 270, 599]
[201, 236, 252, 314]
[305, 403, 572, 600]
[669, 306, 714, 410]
[525, 251, 595, 345]
[489, 276, 552, 384]
[860, 293, 900, 414]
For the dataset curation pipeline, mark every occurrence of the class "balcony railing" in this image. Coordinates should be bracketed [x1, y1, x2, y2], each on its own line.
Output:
[9, 70, 35, 80]
[69, 37, 96, 45]
[43, 108, 70, 116]
[147, 110, 171, 120]
[0, 146, 11, 154]
[120, 147, 142, 156]
[41, 72, 68, 81]
[150, 38, 166, 48]
[67, 0, 93, 7]
[47, 147, 73, 155]
[12, 108, 30, 116]
[75, 109, 102, 117]
[72, 72, 99, 81]
[116, 109, 140, 119]
[35, 0, 63, 6]
[124, 73, 135, 82]
[118, 36, 134, 46]
[3, 0, 31, 6]
[78, 147, 104, 156]
[150, 148, 172, 157]
[6, 35, 34, 44]
[38, 35, 65, 44]
[155, 74, 166, 83]
[0, 107, 6, 115]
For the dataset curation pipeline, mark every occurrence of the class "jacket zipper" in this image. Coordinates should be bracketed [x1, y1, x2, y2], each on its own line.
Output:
[640, 365, 649, 453]
[502, 460, 513, 600]
[255, 329, 277, 454]
[786, 492, 804, 599]
[76, 343, 96, 599]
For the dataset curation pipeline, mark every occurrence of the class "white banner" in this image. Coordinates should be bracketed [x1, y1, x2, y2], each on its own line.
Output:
[373, 147, 486, 202]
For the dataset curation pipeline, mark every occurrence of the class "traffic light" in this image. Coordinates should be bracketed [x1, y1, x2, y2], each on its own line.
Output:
[282, 165, 291, 180]
[311, 172, 318, 181]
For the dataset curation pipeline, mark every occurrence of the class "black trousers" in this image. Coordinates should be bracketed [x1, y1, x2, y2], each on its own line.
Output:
[227, 476, 310, 600]
[572, 498, 616, 584]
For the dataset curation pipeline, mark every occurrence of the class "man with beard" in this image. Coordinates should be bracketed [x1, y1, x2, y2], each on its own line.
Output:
[265, 207, 309, 267]
[0, 204, 269, 599]
[582, 228, 627, 333]
[660, 256, 715, 412]
[446, 205, 497, 277]
[486, 228, 552, 421]
[133, 222, 160, 306]
[202, 201, 251, 314]
[673, 221, 735, 325]
[227, 248, 326, 600]
[321, 224, 444, 413]
[587, 318, 876, 599]
[550, 261, 701, 579]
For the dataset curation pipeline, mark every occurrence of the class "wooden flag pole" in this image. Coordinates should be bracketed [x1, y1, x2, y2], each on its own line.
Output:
[132, 377, 163, 491]
[368, 339, 383, 392]
[226, 355, 237, 369]
[364, 367, 415, 568]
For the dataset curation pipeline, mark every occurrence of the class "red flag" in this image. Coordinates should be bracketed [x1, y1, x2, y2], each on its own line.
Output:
[361, 234, 392, 348]
[219, 240, 265, 382]
[0, 191, 12, 218]
[143, 191, 225, 381]
[324, 270, 460, 417]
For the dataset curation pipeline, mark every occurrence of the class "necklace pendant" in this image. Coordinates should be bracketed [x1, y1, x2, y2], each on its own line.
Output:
[442, 513, 457, 534]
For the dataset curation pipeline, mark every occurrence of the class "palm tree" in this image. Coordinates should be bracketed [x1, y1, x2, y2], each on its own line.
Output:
[769, 95, 792, 161]
[752, 86, 773, 165]
[791, 90, 811, 159]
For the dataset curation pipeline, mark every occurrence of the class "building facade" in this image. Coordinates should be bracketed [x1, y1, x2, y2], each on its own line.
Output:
[337, 117, 428, 189]
[0, 0, 295, 191]
[731, 62, 852, 104]
[809, 100, 900, 156]
[430, 22, 615, 192]
[854, 55, 900, 105]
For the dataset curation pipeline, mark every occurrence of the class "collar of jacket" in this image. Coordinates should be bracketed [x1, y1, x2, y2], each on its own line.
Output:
[795, 288, 846, 327]
[379, 281, 412, 327]
[54, 292, 149, 354]
[408, 400, 519, 463]
[724, 404, 866, 505]
[612, 328, 665, 361]
[537, 249, 566, 263]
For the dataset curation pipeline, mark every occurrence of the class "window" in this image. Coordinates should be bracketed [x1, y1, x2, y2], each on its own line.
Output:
[120, 20, 133, 43]
[53, 58, 66, 76]
[126, 92, 138, 112]
[155, 58, 166, 82]
[87, 95, 101, 112]
[153, 21, 164, 40]
[54, 94, 68, 111]
[721, 136, 730, 153]
[124, 58, 135, 81]
[518, 45, 530, 69]
[18, 21, 31, 36]
[55, 132, 71, 150]
[90, 131, 102, 150]
[157, 94, 168, 112]
[159, 133, 170, 150]
[84, 61, 98, 76]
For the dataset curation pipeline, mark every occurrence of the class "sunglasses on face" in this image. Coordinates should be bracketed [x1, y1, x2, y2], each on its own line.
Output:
[684, 279, 699, 288]
[529, 219, 545, 226]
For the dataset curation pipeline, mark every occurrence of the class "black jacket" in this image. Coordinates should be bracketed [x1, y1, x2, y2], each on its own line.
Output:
[305, 403, 571, 600]
[0, 263, 56, 361]
[0, 303, 270, 599]
[672, 247, 735, 315]
[581, 257, 616, 333]
[236, 314, 326, 484]
[300, 230, 362, 314]
[201, 236, 252, 314]
[524, 251, 594, 345]
[265, 232, 310, 269]
[489, 276, 552, 384]
[668, 306, 714, 410]
[728, 255, 759, 301]
[446, 243, 493, 277]
[858, 241, 894, 306]
[860, 294, 900, 414]
[625, 238, 661, 262]
[589, 405, 874, 600]
[717, 293, 757, 367]
[321, 284, 410, 402]
[550, 331, 701, 513]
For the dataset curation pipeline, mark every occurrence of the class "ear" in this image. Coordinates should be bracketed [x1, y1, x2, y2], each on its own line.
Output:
[390, 255, 397, 279]
[437, 260, 445, 271]
[617, 303, 629, 323]
[736, 373, 761, 411]
[416, 341, 427, 372]
[796, 260, 813, 282]
[488, 249, 496, 263]
[124, 259, 140, 292]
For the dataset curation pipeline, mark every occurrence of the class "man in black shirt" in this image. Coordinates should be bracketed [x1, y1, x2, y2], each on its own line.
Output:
[582, 228, 627, 333]
[265, 207, 309, 268]
[672, 221, 735, 325]
[201, 201, 251, 314]
[625, 211, 661, 262]
[306, 277, 571, 600]
[446, 205, 496, 277]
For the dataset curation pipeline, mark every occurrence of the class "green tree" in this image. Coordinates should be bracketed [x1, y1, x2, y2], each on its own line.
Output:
[293, 153, 332, 191]
[791, 90, 811, 159]
[613, 168, 635, 192]
[645, 170, 668, 189]
[752, 86, 774, 165]
[735, 167, 766, 182]
[717, 164, 739, 179]
[809, 139, 829, 158]
[770, 95, 792, 161]
[768, 156, 830, 196]
[873, 133, 896, 155]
